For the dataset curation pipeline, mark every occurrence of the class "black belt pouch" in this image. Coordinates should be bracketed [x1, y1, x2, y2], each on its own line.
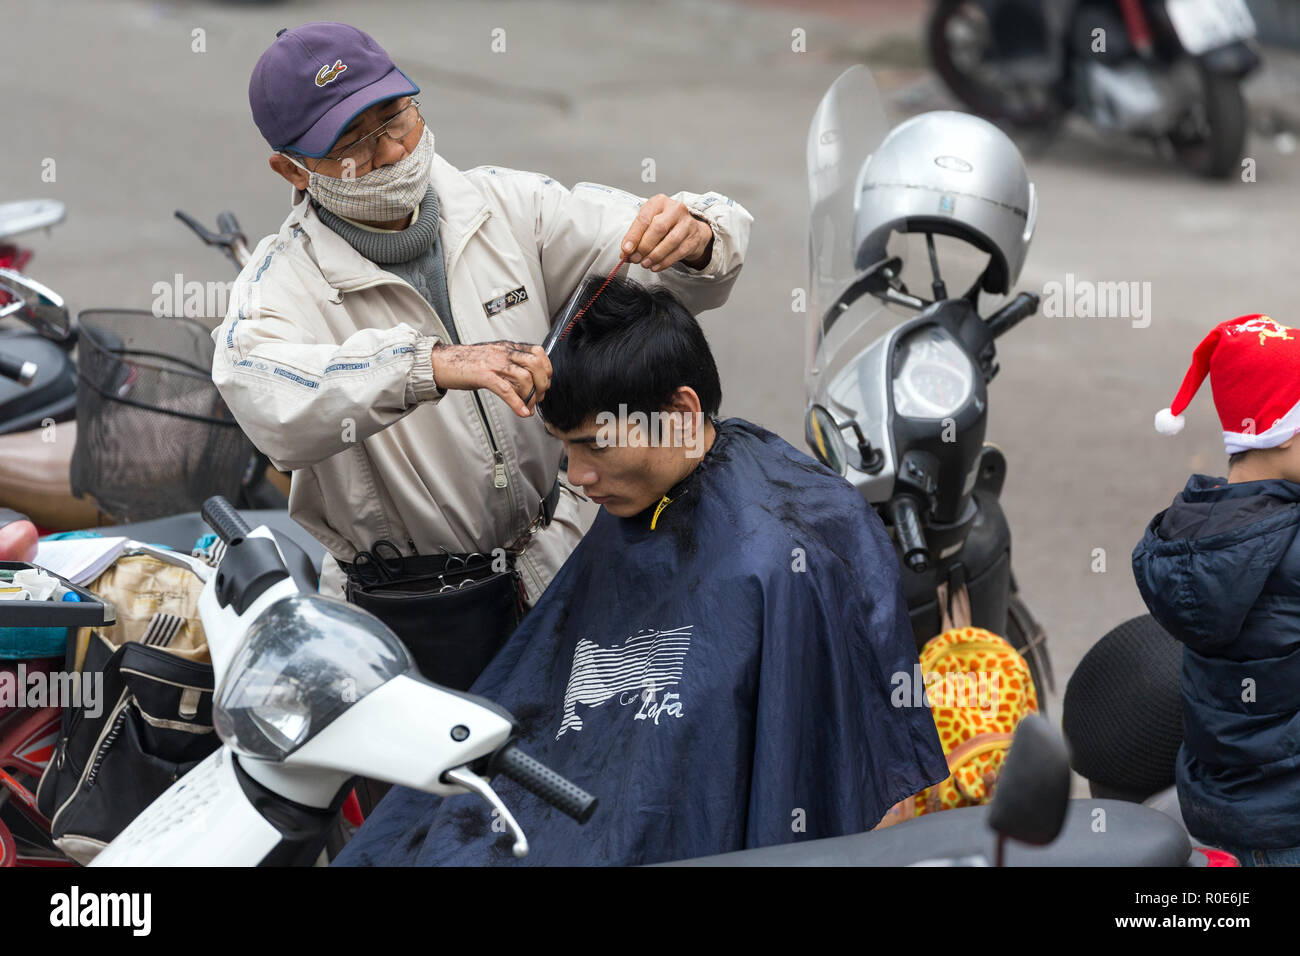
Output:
[341, 553, 525, 691]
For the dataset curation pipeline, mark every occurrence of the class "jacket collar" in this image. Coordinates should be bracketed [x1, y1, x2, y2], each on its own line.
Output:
[287, 152, 488, 291]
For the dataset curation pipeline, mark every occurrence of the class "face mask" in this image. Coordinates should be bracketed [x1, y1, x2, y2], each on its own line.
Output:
[288, 126, 434, 221]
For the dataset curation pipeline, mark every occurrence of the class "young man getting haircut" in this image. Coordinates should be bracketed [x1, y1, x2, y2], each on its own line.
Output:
[335, 277, 946, 866]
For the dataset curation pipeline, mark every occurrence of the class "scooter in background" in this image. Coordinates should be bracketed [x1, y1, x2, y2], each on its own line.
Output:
[800, 66, 1052, 700]
[0, 199, 77, 433]
[92, 497, 596, 866]
[0, 200, 92, 531]
[0, 205, 285, 530]
[928, 0, 1261, 177]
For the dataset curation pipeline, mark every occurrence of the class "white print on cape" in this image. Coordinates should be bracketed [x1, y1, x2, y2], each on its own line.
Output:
[556, 625, 692, 738]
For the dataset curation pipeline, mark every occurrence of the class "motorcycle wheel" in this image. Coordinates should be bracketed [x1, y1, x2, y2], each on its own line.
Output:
[1005, 587, 1053, 718]
[927, 0, 1064, 128]
[1168, 67, 1246, 179]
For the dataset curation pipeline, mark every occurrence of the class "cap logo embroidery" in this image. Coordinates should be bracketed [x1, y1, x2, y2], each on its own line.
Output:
[315, 59, 347, 87]
[1226, 315, 1291, 347]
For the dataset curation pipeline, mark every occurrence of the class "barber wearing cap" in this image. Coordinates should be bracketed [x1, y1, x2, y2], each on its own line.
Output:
[212, 22, 751, 689]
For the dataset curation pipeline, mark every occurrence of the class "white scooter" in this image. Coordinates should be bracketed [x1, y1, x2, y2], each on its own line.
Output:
[92, 496, 596, 866]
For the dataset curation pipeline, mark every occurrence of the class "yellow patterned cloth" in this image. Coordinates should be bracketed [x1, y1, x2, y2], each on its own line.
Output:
[877, 627, 1037, 826]
[916, 626, 1037, 814]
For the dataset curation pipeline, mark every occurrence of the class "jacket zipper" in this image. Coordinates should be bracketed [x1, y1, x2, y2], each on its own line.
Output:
[335, 208, 522, 523]
[441, 208, 515, 506]
[476, 394, 508, 489]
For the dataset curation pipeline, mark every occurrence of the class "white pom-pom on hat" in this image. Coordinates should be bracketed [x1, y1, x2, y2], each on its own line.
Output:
[1154, 407, 1185, 436]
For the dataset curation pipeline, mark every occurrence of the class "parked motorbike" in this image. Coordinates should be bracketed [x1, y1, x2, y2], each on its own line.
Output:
[928, 0, 1261, 177]
[0, 200, 95, 530]
[0, 507, 325, 867]
[0, 204, 286, 529]
[92, 497, 595, 866]
[82, 497, 1199, 868]
[669, 712, 1232, 865]
[0, 200, 76, 434]
[801, 65, 1052, 700]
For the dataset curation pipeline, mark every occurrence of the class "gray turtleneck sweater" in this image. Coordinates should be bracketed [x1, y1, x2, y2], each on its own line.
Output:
[314, 185, 459, 344]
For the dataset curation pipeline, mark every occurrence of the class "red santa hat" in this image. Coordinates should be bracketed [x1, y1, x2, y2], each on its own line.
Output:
[1155, 314, 1300, 454]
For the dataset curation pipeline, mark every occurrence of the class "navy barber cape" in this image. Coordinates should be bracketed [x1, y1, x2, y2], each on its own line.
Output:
[334, 419, 947, 866]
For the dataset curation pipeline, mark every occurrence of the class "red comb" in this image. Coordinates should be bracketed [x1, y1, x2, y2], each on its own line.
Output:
[558, 254, 629, 342]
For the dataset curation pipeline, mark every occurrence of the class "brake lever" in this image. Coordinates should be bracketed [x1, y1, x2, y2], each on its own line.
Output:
[0, 269, 73, 343]
[174, 209, 219, 245]
[442, 765, 529, 858]
[175, 210, 247, 270]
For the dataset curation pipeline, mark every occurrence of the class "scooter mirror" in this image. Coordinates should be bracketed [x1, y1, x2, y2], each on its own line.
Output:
[987, 714, 1070, 852]
[805, 404, 848, 475]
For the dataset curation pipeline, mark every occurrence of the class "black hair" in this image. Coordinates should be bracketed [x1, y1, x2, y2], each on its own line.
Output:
[539, 274, 722, 433]
[1229, 451, 1248, 469]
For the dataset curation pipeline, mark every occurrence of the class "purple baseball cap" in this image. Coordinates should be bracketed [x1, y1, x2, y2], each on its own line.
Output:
[249, 22, 420, 158]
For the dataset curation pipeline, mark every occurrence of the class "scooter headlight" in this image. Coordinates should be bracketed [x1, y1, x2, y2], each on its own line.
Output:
[213, 594, 415, 761]
[892, 324, 976, 420]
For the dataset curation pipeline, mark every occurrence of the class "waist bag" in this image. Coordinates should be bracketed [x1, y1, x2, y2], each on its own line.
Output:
[341, 547, 526, 692]
[877, 626, 1038, 827]
[35, 554, 217, 864]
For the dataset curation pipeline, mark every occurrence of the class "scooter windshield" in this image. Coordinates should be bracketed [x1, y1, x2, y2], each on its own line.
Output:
[805, 67, 996, 415]
[805, 65, 892, 398]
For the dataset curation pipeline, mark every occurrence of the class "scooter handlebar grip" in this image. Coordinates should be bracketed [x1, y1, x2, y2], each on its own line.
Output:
[986, 292, 1040, 339]
[493, 745, 598, 824]
[201, 495, 251, 544]
[889, 494, 931, 574]
[0, 352, 36, 386]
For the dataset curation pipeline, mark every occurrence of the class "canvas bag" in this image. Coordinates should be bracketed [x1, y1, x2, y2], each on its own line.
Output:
[34, 554, 218, 863]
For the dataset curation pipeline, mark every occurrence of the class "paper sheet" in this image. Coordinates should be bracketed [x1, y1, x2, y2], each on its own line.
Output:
[34, 536, 130, 586]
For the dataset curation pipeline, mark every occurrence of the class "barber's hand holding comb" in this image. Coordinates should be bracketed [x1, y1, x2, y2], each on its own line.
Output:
[433, 198, 712, 418]
[430, 340, 551, 418]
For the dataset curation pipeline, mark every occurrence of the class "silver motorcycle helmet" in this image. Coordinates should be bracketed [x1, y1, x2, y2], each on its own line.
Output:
[852, 110, 1037, 294]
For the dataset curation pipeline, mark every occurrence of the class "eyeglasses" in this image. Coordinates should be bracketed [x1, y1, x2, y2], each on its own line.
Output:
[320, 99, 422, 168]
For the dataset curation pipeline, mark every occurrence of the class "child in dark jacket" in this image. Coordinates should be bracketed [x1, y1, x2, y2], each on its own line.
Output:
[1133, 314, 1300, 867]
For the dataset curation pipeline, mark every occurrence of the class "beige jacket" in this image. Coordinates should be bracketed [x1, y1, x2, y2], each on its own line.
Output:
[211, 154, 751, 602]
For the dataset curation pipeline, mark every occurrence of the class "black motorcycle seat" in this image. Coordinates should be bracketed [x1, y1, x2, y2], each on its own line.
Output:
[84, 509, 326, 580]
[665, 800, 1193, 867]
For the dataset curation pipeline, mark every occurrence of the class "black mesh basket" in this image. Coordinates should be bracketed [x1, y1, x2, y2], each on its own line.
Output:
[70, 310, 256, 523]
